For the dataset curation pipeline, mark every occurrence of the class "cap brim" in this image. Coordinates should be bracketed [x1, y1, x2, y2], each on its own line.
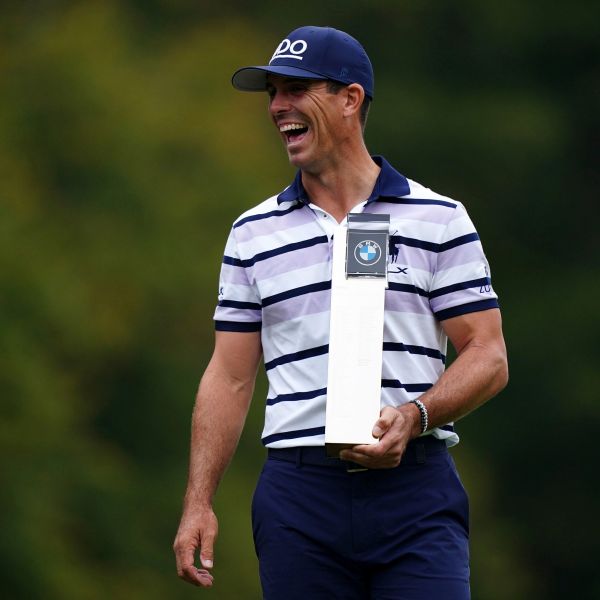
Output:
[231, 65, 329, 92]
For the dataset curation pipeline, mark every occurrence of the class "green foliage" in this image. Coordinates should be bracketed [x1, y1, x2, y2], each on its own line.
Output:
[1, 1, 597, 598]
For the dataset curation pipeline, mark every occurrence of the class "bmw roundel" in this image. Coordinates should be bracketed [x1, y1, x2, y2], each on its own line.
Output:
[354, 240, 382, 266]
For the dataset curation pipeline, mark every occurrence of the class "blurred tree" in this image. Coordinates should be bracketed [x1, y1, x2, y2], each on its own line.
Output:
[0, 1, 598, 599]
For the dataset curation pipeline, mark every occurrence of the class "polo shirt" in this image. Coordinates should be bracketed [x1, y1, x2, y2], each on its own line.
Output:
[214, 156, 499, 448]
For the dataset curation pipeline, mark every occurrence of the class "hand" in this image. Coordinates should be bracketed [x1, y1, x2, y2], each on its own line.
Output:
[339, 405, 419, 468]
[173, 506, 218, 587]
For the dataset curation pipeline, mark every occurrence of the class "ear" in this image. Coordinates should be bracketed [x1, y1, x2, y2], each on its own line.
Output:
[342, 83, 365, 119]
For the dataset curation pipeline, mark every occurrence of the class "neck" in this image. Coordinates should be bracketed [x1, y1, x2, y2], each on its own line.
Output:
[301, 142, 380, 223]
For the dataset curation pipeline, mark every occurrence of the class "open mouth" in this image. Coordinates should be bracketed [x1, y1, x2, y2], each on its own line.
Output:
[280, 123, 309, 144]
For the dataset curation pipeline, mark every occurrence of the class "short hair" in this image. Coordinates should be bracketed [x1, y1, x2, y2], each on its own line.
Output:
[326, 80, 371, 130]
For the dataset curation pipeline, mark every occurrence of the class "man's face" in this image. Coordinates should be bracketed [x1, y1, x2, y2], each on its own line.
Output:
[266, 75, 348, 172]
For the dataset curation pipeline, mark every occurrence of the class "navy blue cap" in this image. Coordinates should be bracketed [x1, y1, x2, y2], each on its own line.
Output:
[232, 26, 374, 100]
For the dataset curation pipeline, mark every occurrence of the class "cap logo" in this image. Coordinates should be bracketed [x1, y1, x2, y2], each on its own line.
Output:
[270, 38, 308, 63]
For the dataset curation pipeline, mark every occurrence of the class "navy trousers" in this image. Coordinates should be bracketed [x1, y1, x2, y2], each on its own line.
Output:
[252, 439, 470, 599]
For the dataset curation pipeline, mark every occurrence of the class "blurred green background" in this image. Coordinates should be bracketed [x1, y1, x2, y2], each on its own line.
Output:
[1, 1, 598, 598]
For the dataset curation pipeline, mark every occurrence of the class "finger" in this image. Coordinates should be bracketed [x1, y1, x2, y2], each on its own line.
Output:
[195, 569, 214, 587]
[340, 437, 399, 465]
[339, 449, 370, 465]
[200, 530, 217, 570]
[340, 446, 379, 466]
[347, 441, 386, 457]
[340, 449, 395, 469]
[181, 564, 214, 587]
[174, 541, 196, 579]
[174, 536, 213, 587]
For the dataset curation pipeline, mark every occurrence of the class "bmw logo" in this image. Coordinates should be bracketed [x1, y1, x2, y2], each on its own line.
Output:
[354, 240, 382, 266]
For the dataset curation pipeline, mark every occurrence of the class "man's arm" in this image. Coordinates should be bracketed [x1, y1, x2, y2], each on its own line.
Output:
[173, 330, 262, 587]
[341, 308, 508, 468]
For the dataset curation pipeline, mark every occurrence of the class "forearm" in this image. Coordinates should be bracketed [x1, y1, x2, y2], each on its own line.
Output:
[341, 309, 507, 468]
[182, 362, 257, 512]
[174, 331, 261, 587]
[342, 342, 505, 466]
[415, 334, 508, 435]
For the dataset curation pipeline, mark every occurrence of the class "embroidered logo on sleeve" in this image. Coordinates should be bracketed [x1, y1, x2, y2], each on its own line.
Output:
[480, 265, 492, 293]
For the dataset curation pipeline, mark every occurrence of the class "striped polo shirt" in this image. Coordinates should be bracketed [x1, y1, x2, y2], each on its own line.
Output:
[214, 156, 499, 448]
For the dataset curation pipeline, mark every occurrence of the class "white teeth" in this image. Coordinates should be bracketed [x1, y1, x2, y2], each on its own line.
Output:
[279, 123, 307, 132]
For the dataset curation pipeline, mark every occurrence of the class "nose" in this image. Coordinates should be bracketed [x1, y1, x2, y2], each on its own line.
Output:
[269, 89, 291, 116]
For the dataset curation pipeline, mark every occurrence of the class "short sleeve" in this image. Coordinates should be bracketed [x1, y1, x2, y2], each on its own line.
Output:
[429, 202, 500, 321]
[213, 228, 262, 332]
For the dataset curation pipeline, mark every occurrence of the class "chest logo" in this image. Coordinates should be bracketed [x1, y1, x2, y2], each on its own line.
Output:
[354, 240, 382, 266]
[389, 266, 408, 275]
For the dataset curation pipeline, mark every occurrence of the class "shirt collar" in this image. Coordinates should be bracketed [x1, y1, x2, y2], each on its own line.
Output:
[276, 155, 411, 205]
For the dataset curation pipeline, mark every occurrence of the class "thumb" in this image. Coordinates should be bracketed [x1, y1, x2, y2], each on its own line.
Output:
[372, 407, 397, 438]
[200, 532, 216, 569]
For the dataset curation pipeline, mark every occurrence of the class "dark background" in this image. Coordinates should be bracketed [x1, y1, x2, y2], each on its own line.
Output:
[1, 1, 598, 598]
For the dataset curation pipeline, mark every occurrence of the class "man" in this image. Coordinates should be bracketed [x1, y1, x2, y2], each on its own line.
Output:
[174, 25, 508, 599]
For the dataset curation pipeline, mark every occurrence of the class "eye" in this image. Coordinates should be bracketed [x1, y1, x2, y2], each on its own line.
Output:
[289, 84, 307, 94]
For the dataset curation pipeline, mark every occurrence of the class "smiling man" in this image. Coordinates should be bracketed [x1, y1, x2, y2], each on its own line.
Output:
[173, 26, 508, 599]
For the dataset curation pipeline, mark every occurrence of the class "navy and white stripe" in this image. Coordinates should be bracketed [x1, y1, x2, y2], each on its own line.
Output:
[214, 156, 499, 448]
